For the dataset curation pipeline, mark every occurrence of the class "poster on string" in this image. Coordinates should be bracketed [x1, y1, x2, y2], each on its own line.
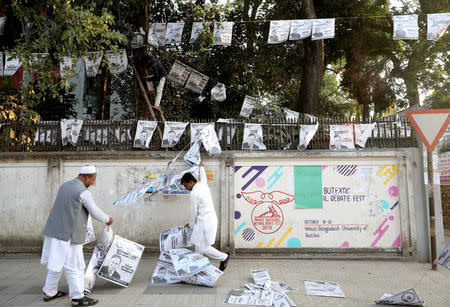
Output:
[217, 118, 236, 146]
[200, 124, 222, 157]
[148, 23, 167, 46]
[284, 109, 299, 121]
[165, 22, 185, 44]
[61, 119, 83, 146]
[184, 141, 201, 167]
[60, 56, 77, 78]
[168, 60, 193, 86]
[190, 122, 213, 145]
[354, 123, 376, 148]
[329, 124, 355, 150]
[311, 19, 335, 40]
[190, 22, 209, 43]
[213, 22, 234, 45]
[393, 15, 419, 40]
[83, 52, 102, 77]
[133, 120, 157, 148]
[151, 252, 181, 284]
[105, 49, 128, 75]
[185, 70, 209, 94]
[131, 31, 144, 49]
[242, 124, 266, 150]
[98, 235, 145, 287]
[4, 53, 22, 76]
[427, 13, 450, 41]
[290, 19, 312, 40]
[161, 121, 188, 148]
[211, 83, 226, 102]
[30, 53, 49, 66]
[240, 95, 258, 118]
[267, 20, 291, 44]
[298, 123, 319, 151]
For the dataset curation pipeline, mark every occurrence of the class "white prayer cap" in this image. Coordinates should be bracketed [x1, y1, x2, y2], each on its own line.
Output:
[80, 165, 96, 174]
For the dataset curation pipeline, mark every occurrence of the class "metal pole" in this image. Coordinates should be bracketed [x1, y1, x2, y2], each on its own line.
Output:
[427, 150, 437, 270]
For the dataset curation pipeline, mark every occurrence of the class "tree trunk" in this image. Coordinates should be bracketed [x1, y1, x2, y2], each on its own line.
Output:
[96, 68, 108, 120]
[296, 0, 324, 115]
[404, 76, 421, 107]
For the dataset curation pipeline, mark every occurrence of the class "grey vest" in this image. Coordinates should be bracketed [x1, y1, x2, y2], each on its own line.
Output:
[43, 178, 88, 244]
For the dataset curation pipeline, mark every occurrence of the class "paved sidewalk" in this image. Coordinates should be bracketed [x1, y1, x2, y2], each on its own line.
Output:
[0, 256, 449, 307]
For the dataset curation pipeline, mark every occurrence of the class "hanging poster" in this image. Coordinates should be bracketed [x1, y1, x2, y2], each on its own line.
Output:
[311, 19, 335, 40]
[83, 52, 102, 77]
[200, 124, 222, 157]
[133, 120, 157, 148]
[354, 123, 376, 148]
[184, 141, 201, 167]
[131, 31, 144, 49]
[148, 23, 167, 46]
[105, 49, 128, 75]
[161, 121, 188, 148]
[163, 166, 199, 194]
[289, 20, 312, 40]
[165, 22, 185, 44]
[240, 95, 258, 118]
[211, 83, 227, 102]
[168, 60, 193, 86]
[60, 56, 77, 78]
[185, 70, 209, 94]
[242, 124, 266, 150]
[213, 22, 234, 45]
[298, 123, 319, 150]
[0, 52, 3, 76]
[98, 235, 145, 287]
[427, 13, 450, 41]
[393, 15, 419, 40]
[284, 109, 299, 121]
[267, 20, 291, 44]
[190, 122, 213, 145]
[30, 53, 49, 66]
[329, 124, 355, 150]
[3, 52, 22, 76]
[60, 119, 83, 146]
[190, 22, 209, 43]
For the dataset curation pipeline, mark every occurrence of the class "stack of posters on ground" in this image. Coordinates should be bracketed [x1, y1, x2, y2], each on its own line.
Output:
[151, 227, 224, 287]
[304, 280, 345, 298]
[84, 226, 145, 291]
[224, 269, 297, 306]
[375, 288, 426, 306]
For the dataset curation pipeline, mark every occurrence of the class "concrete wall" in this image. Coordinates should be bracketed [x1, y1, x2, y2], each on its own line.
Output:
[0, 148, 436, 262]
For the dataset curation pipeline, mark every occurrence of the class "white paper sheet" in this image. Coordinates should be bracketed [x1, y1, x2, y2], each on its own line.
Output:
[393, 15, 419, 40]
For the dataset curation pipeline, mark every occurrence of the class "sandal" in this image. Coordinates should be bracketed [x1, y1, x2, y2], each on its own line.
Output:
[43, 290, 66, 302]
[71, 297, 98, 306]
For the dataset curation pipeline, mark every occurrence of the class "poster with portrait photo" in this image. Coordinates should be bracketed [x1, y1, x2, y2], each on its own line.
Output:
[240, 95, 258, 118]
[84, 226, 114, 293]
[60, 56, 77, 78]
[98, 235, 145, 287]
[329, 124, 355, 150]
[83, 52, 102, 77]
[185, 70, 209, 94]
[169, 248, 210, 277]
[393, 15, 419, 40]
[163, 166, 199, 195]
[61, 119, 83, 146]
[267, 20, 291, 44]
[105, 49, 128, 75]
[311, 18, 335, 40]
[184, 140, 202, 167]
[190, 22, 209, 43]
[160, 226, 193, 252]
[180, 264, 223, 287]
[3, 52, 22, 76]
[298, 123, 318, 151]
[190, 122, 213, 145]
[354, 123, 376, 148]
[224, 289, 274, 306]
[211, 83, 226, 102]
[161, 121, 188, 148]
[289, 19, 312, 40]
[133, 120, 157, 148]
[165, 22, 185, 44]
[213, 22, 234, 46]
[427, 13, 450, 41]
[148, 23, 167, 47]
[200, 124, 222, 157]
[151, 254, 181, 284]
[168, 60, 193, 86]
[242, 124, 266, 150]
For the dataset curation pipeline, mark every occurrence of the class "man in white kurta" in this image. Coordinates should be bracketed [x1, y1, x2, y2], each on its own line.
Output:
[181, 162, 229, 271]
[41, 165, 113, 305]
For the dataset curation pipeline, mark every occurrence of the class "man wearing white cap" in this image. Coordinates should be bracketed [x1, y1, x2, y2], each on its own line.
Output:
[41, 165, 113, 306]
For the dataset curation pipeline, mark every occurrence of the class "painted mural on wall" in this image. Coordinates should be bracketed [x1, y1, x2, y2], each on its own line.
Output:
[234, 164, 401, 249]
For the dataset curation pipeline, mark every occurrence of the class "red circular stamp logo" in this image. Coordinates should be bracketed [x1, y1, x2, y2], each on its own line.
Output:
[251, 203, 284, 234]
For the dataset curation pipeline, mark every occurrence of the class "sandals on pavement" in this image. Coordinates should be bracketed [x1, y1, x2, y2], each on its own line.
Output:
[43, 290, 66, 302]
[71, 296, 98, 306]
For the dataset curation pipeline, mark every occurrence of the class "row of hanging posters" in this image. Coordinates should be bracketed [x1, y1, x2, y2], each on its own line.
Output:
[233, 160, 402, 249]
[142, 13, 449, 48]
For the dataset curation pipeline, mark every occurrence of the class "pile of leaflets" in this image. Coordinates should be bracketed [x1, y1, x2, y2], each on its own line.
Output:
[224, 269, 296, 306]
[151, 226, 223, 287]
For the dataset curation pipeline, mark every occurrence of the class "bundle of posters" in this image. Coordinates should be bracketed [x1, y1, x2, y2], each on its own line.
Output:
[84, 226, 115, 294]
[160, 226, 193, 252]
[304, 280, 345, 298]
[375, 288, 426, 306]
[224, 269, 296, 306]
[97, 235, 145, 287]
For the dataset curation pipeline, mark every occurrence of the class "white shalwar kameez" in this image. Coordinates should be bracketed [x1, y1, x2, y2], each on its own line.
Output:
[41, 189, 109, 299]
[189, 166, 227, 261]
